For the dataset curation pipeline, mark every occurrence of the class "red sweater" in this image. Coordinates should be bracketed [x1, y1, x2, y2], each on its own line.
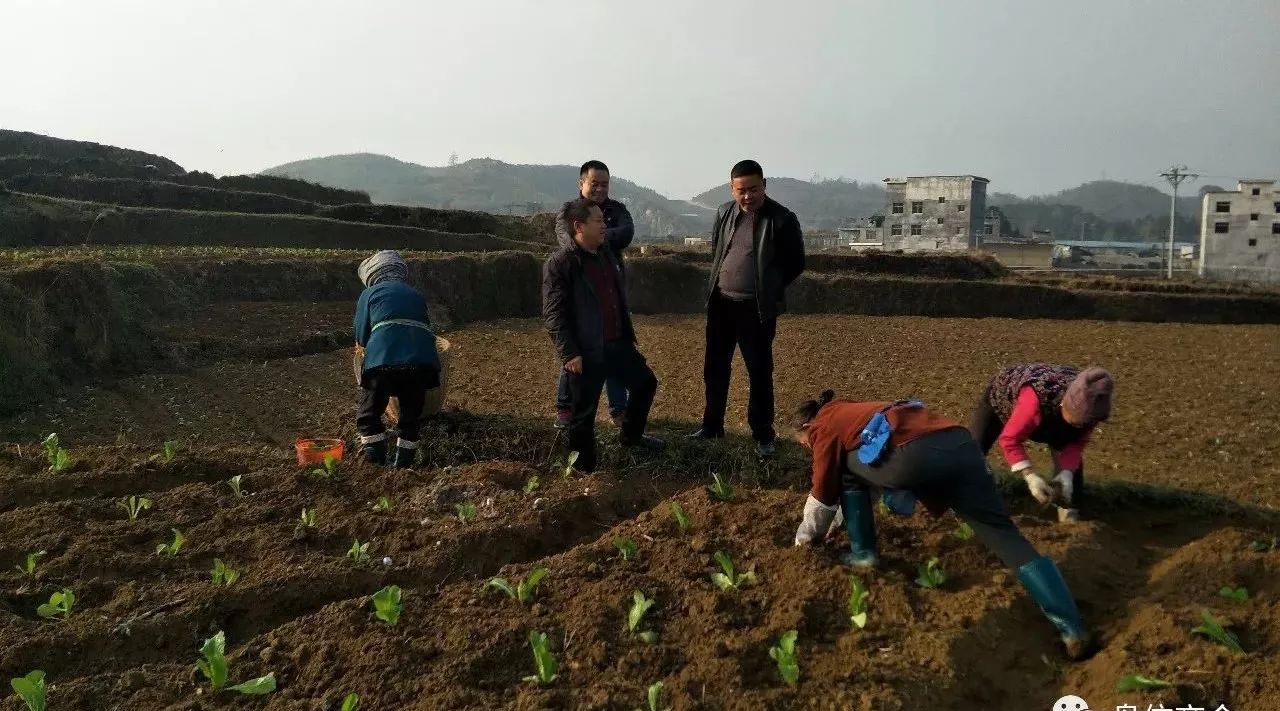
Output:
[807, 400, 963, 505]
[999, 387, 1093, 473]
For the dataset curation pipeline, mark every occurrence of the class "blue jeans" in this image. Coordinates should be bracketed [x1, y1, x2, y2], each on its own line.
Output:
[557, 368, 627, 415]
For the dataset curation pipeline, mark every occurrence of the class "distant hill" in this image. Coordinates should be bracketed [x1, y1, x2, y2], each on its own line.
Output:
[989, 180, 1201, 242]
[0, 129, 185, 176]
[690, 177, 886, 230]
[263, 154, 713, 237]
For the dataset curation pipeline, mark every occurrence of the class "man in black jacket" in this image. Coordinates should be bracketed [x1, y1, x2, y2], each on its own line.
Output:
[543, 198, 663, 472]
[551, 160, 634, 429]
[690, 159, 805, 456]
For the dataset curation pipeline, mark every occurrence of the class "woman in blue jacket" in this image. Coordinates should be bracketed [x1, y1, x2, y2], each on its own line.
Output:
[354, 251, 441, 467]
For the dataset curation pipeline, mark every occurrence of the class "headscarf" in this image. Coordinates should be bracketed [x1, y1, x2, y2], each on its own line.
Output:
[358, 250, 408, 286]
[1062, 367, 1114, 424]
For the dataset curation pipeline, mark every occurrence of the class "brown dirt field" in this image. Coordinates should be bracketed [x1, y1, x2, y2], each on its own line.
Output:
[2, 313, 1278, 710]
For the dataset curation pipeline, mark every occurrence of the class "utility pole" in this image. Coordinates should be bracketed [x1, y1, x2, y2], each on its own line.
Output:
[1160, 165, 1198, 279]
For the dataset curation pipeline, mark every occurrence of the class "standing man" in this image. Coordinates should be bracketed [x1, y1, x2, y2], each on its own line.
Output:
[543, 198, 663, 473]
[690, 160, 805, 456]
[552, 160, 635, 429]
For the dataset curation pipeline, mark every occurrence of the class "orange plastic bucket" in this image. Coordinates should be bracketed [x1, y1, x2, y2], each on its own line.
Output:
[295, 438, 345, 466]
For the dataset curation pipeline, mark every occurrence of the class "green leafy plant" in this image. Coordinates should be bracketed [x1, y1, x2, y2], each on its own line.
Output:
[117, 495, 153, 521]
[632, 680, 668, 711]
[1190, 608, 1244, 652]
[847, 575, 870, 629]
[628, 591, 659, 644]
[768, 630, 800, 686]
[227, 475, 245, 497]
[10, 670, 46, 711]
[346, 539, 370, 563]
[708, 473, 734, 502]
[523, 475, 540, 494]
[484, 567, 549, 606]
[915, 557, 947, 588]
[1248, 537, 1278, 552]
[13, 550, 45, 578]
[211, 559, 240, 586]
[36, 589, 75, 620]
[709, 551, 756, 591]
[1115, 674, 1174, 692]
[559, 451, 579, 479]
[297, 507, 317, 530]
[1219, 586, 1249, 602]
[340, 693, 360, 711]
[877, 498, 891, 516]
[371, 585, 403, 625]
[42, 433, 70, 473]
[613, 537, 638, 561]
[310, 454, 340, 479]
[161, 440, 178, 464]
[952, 521, 975, 541]
[155, 528, 185, 556]
[196, 631, 277, 694]
[374, 496, 393, 512]
[455, 502, 478, 522]
[669, 502, 690, 533]
[523, 630, 558, 686]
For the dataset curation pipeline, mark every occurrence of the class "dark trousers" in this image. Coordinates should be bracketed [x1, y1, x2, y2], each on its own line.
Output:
[700, 292, 777, 442]
[566, 341, 658, 472]
[845, 428, 1040, 569]
[556, 368, 627, 415]
[356, 366, 439, 443]
[969, 388, 1085, 509]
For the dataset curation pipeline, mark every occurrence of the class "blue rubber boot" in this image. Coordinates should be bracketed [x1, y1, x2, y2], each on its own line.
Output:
[839, 489, 879, 568]
[1017, 555, 1092, 659]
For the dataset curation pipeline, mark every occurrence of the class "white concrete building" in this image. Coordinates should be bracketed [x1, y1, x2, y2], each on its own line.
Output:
[1199, 179, 1280, 283]
[882, 175, 989, 251]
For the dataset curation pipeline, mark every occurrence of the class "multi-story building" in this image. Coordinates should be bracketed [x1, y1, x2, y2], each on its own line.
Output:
[1199, 179, 1280, 283]
[881, 175, 989, 251]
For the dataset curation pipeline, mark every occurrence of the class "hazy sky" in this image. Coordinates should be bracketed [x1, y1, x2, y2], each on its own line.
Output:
[3, 0, 1277, 199]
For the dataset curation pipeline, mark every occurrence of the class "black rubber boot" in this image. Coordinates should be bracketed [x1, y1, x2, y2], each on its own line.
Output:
[361, 440, 387, 465]
[1017, 555, 1092, 659]
[393, 440, 417, 469]
[839, 489, 878, 568]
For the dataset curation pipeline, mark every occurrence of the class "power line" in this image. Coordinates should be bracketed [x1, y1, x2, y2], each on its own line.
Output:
[1159, 165, 1199, 279]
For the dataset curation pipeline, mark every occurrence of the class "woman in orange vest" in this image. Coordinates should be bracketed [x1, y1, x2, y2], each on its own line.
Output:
[791, 389, 1091, 659]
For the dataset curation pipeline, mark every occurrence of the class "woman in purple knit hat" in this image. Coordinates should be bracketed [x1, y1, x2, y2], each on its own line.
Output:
[970, 364, 1115, 523]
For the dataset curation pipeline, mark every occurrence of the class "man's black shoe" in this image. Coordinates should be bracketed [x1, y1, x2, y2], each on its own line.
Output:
[621, 433, 667, 451]
[687, 428, 725, 440]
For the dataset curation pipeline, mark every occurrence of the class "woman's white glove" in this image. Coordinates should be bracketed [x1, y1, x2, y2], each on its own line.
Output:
[1024, 471, 1056, 505]
[1054, 470, 1075, 504]
[795, 495, 839, 546]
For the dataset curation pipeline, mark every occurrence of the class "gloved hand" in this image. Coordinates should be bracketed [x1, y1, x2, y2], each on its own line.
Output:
[795, 495, 839, 546]
[1054, 470, 1074, 505]
[1023, 471, 1056, 505]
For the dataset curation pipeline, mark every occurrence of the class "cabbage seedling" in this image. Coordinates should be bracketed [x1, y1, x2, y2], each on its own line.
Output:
[340, 693, 360, 711]
[559, 451, 579, 480]
[847, 575, 870, 629]
[915, 558, 946, 588]
[484, 567, 549, 606]
[768, 630, 800, 686]
[196, 631, 278, 695]
[36, 589, 74, 620]
[374, 496, 392, 512]
[13, 550, 45, 578]
[227, 475, 246, 497]
[952, 522, 975, 541]
[9, 670, 46, 711]
[211, 559, 240, 586]
[628, 591, 658, 644]
[310, 454, 340, 479]
[297, 507, 317, 530]
[346, 539, 370, 563]
[1190, 608, 1244, 652]
[372, 585, 403, 625]
[709, 551, 756, 591]
[42, 433, 71, 473]
[1115, 674, 1173, 692]
[523, 630, 558, 686]
[155, 529, 185, 556]
[632, 681, 669, 711]
[161, 440, 178, 464]
[1219, 586, 1248, 602]
[117, 495, 152, 521]
[455, 502, 478, 522]
[523, 475, 540, 494]
[708, 473, 734, 502]
[614, 537, 638, 561]
[669, 502, 690, 533]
